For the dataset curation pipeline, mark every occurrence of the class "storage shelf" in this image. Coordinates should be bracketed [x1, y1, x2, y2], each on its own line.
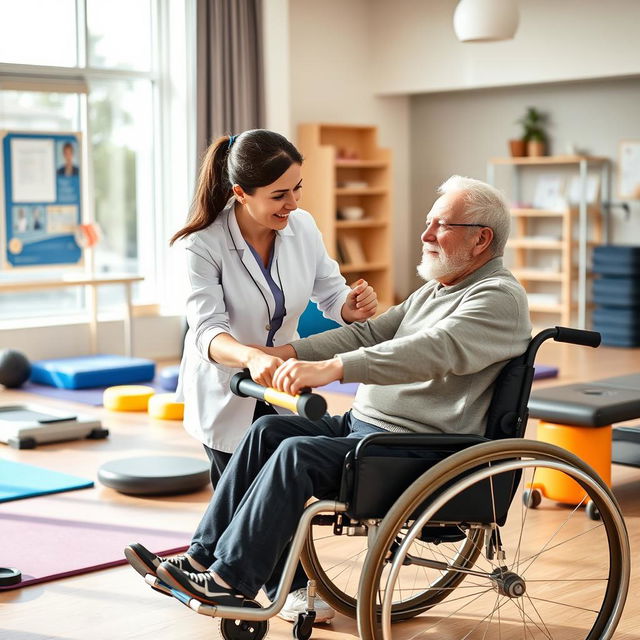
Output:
[336, 187, 387, 196]
[339, 262, 388, 273]
[508, 239, 564, 249]
[489, 155, 609, 166]
[511, 208, 568, 217]
[299, 123, 393, 309]
[512, 269, 566, 282]
[335, 160, 388, 169]
[528, 302, 565, 313]
[336, 219, 388, 229]
[511, 207, 601, 217]
[491, 153, 611, 327]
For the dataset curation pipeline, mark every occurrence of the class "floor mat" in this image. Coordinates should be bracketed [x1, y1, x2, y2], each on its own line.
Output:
[0, 511, 189, 590]
[0, 460, 93, 503]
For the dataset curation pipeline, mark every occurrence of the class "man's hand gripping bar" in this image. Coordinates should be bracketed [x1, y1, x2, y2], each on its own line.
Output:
[230, 370, 327, 421]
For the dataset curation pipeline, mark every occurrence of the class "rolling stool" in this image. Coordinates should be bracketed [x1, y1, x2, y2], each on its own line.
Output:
[528, 373, 640, 519]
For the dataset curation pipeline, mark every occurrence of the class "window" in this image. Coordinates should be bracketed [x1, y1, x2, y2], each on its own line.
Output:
[0, 0, 193, 323]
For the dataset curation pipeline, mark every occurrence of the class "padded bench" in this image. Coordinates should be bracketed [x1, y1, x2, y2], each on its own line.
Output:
[528, 373, 640, 506]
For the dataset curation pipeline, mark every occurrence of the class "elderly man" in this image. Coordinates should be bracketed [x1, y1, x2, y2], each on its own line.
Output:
[126, 175, 531, 613]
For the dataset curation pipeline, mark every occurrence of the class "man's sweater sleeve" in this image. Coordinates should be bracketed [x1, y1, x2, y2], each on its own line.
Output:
[291, 294, 414, 361]
[339, 282, 529, 384]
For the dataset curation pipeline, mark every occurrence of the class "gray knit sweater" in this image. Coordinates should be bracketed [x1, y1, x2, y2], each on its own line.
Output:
[291, 257, 531, 436]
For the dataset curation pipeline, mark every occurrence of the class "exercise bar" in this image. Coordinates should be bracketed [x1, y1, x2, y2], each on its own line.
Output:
[230, 370, 327, 421]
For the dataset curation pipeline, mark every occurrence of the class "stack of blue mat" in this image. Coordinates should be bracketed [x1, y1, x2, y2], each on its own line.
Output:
[592, 246, 640, 347]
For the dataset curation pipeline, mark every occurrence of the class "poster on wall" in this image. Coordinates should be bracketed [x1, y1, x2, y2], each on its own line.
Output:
[619, 140, 640, 199]
[1, 131, 83, 268]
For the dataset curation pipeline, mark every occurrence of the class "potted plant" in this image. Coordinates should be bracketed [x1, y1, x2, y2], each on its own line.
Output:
[518, 107, 548, 157]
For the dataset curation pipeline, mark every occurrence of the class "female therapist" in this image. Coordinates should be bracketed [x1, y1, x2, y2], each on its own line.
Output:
[172, 129, 377, 484]
[126, 130, 375, 621]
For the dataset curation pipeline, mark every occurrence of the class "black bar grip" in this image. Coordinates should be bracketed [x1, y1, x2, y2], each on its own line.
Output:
[554, 326, 601, 348]
[230, 371, 327, 421]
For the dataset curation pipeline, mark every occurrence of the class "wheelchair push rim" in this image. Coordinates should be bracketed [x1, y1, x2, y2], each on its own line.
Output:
[357, 439, 630, 640]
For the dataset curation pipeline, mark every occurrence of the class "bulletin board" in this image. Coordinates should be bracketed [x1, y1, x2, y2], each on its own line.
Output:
[1, 131, 83, 269]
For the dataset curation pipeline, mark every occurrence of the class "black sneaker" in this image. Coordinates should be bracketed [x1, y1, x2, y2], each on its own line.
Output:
[124, 542, 203, 578]
[157, 561, 245, 607]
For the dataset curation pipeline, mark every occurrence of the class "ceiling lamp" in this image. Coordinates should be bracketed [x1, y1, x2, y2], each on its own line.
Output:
[453, 0, 519, 43]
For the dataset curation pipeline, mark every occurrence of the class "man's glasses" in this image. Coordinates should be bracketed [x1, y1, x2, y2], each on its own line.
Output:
[427, 219, 489, 231]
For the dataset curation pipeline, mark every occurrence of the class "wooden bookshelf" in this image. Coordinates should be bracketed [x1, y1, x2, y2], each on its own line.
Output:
[297, 123, 394, 310]
[488, 156, 610, 327]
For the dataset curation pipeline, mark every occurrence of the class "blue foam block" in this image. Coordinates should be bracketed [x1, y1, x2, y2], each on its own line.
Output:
[159, 365, 180, 391]
[0, 459, 93, 503]
[30, 355, 156, 390]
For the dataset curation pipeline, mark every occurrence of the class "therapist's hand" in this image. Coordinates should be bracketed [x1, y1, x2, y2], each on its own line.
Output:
[245, 350, 284, 388]
[272, 357, 343, 396]
[341, 279, 377, 323]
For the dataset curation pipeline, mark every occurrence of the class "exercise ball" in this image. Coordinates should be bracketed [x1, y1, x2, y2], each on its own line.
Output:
[0, 349, 31, 388]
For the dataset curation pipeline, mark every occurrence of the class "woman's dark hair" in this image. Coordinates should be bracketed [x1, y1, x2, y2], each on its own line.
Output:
[170, 129, 303, 245]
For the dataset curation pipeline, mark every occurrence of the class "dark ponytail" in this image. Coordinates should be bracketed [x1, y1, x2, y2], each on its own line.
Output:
[170, 129, 303, 245]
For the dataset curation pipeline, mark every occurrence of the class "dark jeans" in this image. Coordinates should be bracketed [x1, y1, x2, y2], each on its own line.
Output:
[202, 401, 277, 487]
[188, 411, 386, 600]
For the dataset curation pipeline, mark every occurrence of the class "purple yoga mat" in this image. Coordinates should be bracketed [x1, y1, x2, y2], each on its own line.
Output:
[21, 379, 168, 407]
[0, 512, 189, 590]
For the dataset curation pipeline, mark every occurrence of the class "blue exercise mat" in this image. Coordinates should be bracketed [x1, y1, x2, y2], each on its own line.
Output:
[0, 459, 94, 503]
[30, 355, 156, 390]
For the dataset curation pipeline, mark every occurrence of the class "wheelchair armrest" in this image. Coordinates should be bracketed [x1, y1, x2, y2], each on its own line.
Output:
[352, 432, 490, 461]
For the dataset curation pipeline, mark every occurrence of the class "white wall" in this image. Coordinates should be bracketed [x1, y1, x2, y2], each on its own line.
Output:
[287, 0, 413, 299]
[262, 0, 292, 138]
[409, 76, 640, 286]
[371, 0, 640, 95]
[0, 314, 184, 361]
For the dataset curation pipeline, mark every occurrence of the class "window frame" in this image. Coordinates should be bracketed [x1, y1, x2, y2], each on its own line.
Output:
[0, 0, 195, 326]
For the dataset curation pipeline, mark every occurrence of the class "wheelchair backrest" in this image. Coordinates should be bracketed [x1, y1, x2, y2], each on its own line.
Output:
[483, 353, 533, 440]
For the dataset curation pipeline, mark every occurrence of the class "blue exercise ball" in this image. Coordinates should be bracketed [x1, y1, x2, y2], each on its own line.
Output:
[0, 349, 31, 388]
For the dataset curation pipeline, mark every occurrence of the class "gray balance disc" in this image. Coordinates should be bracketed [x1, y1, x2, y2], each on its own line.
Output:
[97, 456, 210, 496]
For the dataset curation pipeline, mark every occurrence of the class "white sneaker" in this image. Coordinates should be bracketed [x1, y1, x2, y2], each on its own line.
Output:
[278, 587, 335, 623]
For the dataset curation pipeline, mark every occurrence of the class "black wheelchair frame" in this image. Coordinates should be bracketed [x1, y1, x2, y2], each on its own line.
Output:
[150, 327, 630, 640]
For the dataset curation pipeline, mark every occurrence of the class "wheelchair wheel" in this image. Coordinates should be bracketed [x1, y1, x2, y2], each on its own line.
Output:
[357, 439, 630, 640]
[301, 513, 484, 620]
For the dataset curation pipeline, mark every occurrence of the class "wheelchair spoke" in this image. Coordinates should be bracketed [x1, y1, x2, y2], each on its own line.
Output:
[508, 596, 553, 639]
[404, 588, 509, 640]
[515, 467, 537, 573]
[526, 595, 600, 615]
[518, 496, 589, 577]
[321, 546, 367, 576]
[480, 591, 503, 640]
[516, 523, 604, 572]
[522, 592, 554, 639]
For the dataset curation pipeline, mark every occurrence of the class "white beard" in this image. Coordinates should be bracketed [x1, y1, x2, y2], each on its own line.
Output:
[417, 245, 471, 282]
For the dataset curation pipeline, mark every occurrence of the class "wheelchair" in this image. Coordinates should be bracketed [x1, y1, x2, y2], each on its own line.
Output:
[149, 326, 630, 640]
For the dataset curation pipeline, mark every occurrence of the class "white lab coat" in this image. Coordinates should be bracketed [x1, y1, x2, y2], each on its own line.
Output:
[176, 199, 351, 452]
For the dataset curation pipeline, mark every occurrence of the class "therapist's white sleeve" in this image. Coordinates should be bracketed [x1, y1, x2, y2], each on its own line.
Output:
[309, 224, 351, 325]
[184, 238, 230, 362]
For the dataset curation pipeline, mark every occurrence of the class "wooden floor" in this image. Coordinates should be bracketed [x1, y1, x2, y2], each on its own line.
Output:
[1, 341, 640, 639]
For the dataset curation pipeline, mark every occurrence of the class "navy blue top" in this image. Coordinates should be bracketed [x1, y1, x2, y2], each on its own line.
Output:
[246, 242, 286, 347]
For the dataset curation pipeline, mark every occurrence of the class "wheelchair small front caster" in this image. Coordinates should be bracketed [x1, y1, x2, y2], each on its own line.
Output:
[292, 610, 316, 640]
[523, 488, 541, 509]
[586, 501, 601, 521]
[219, 600, 268, 640]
